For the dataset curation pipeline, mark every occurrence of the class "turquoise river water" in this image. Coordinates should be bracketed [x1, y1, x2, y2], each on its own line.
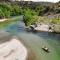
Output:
[0, 16, 60, 60]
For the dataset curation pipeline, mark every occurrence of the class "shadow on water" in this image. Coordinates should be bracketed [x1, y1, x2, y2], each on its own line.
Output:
[32, 31, 60, 41]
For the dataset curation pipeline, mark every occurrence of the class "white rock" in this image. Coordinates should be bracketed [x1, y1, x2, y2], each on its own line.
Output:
[0, 38, 27, 60]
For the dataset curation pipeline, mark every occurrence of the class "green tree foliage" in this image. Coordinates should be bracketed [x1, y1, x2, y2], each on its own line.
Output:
[0, 3, 12, 18]
[11, 4, 22, 16]
[23, 8, 37, 26]
[0, 1, 60, 27]
[0, 9, 5, 18]
[0, 2, 22, 18]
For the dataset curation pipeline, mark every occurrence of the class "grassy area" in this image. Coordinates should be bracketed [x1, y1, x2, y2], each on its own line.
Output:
[36, 16, 60, 24]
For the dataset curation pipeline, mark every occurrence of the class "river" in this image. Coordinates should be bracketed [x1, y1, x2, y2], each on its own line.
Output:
[0, 16, 60, 60]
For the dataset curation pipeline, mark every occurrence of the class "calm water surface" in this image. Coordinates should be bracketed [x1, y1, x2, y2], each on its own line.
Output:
[0, 16, 60, 60]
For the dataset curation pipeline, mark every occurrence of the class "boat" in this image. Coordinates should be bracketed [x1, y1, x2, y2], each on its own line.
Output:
[42, 46, 50, 53]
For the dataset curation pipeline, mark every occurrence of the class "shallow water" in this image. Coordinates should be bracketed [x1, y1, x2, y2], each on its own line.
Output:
[0, 16, 60, 60]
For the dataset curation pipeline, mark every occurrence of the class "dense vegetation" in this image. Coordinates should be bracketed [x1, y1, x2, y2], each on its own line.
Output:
[0, 1, 60, 27]
[0, 2, 38, 26]
[0, 2, 22, 18]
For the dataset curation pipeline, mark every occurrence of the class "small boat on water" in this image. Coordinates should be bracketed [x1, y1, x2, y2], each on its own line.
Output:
[42, 46, 50, 53]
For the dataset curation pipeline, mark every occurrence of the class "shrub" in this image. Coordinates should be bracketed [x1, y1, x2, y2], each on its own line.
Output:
[0, 9, 5, 18]
[23, 8, 37, 26]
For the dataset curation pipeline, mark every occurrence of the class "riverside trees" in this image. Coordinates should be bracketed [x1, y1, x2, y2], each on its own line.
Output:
[0, 1, 60, 26]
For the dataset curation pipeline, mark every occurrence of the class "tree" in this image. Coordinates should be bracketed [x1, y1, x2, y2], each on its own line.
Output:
[35, 5, 45, 16]
[0, 9, 5, 18]
[23, 8, 37, 26]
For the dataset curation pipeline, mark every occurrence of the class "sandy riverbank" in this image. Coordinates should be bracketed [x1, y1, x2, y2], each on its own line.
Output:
[0, 19, 7, 22]
[0, 38, 27, 60]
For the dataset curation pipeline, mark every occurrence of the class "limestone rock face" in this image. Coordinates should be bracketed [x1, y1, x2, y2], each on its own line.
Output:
[0, 38, 27, 60]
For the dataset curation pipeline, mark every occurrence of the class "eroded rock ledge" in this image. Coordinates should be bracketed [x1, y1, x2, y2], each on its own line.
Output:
[0, 38, 28, 60]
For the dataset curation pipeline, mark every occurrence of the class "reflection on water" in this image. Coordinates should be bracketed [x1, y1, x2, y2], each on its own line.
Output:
[0, 17, 60, 60]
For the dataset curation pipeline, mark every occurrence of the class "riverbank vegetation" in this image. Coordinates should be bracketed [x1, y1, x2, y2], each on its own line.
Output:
[0, 2, 60, 25]
[0, 2, 22, 18]
[0, 16, 21, 28]
[0, 1, 60, 32]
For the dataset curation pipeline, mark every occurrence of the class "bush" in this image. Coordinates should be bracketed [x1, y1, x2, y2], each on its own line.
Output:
[11, 4, 22, 16]
[50, 18, 60, 24]
[0, 9, 5, 18]
[0, 3, 11, 18]
[23, 8, 37, 26]
[0, 3, 23, 18]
